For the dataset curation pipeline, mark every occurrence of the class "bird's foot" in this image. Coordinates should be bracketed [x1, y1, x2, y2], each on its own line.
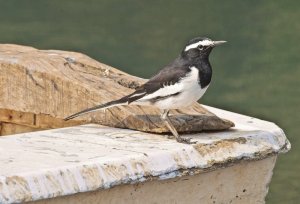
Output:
[161, 110, 196, 144]
[176, 136, 196, 144]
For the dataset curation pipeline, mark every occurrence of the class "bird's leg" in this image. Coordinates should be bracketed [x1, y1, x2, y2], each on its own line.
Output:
[161, 109, 194, 144]
[161, 109, 179, 139]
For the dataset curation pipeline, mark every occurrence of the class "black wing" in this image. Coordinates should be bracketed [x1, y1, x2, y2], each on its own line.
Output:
[64, 58, 189, 120]
[136, 59, 190, 94]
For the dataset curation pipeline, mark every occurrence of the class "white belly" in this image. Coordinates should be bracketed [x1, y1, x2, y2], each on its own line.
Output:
[135, 67, 209, 110]
[154, 84, 208, 110]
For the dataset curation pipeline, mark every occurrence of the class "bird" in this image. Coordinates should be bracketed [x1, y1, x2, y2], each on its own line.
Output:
[64, 37, 226, 143]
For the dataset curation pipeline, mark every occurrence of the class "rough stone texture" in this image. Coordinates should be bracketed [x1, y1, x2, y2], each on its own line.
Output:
[0, 44, 233, 136]
[29, 156, 277, 204]
[0, 106, 290, 203]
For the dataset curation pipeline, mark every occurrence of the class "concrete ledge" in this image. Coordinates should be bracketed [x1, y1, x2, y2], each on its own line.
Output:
[0, 106, 290, 203]
[30, 157, 277, 204]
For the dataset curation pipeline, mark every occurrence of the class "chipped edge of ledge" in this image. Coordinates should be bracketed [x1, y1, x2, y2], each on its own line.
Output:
[0, 124, 291, 204]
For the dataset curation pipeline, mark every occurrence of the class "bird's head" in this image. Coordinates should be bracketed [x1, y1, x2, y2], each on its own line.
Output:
[182, 37, 226, 59]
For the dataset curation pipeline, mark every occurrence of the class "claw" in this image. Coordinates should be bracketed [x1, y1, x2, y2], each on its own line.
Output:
[176, 137, 196, 144]
[161, 109, 195, 144]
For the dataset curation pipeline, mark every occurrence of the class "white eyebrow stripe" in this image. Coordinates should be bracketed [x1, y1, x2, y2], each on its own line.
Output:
[184, 40, 213, 51]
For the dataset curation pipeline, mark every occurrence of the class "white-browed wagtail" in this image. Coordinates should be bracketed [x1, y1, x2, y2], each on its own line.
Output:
[65, 37, 226, 143]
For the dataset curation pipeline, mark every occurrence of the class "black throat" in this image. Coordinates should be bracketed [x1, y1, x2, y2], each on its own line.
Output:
[181, 54, 212, 88]
[196, 57, 212, 88]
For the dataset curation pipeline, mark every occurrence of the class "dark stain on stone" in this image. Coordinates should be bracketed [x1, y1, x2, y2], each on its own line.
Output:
[25, 69, 45, 89]
[117, 79, 141, 89]
[33, 114, 36, 126]
[51, 80, 59, 91]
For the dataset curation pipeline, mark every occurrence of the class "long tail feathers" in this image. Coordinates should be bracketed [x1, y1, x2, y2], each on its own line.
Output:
[64, 98, 127, 121]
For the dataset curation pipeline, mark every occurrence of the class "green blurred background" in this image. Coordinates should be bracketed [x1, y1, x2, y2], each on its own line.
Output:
[0, 0, 299, 203]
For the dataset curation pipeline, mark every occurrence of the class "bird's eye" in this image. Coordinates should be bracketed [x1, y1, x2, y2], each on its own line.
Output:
[198, 45, 204, 50]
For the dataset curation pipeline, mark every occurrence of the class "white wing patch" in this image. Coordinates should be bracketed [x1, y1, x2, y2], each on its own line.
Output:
[184, 39, 213, 51]
[140, 83, 182, 101]
[138, 67, 199, 101]
[128, 92, 146, 98]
